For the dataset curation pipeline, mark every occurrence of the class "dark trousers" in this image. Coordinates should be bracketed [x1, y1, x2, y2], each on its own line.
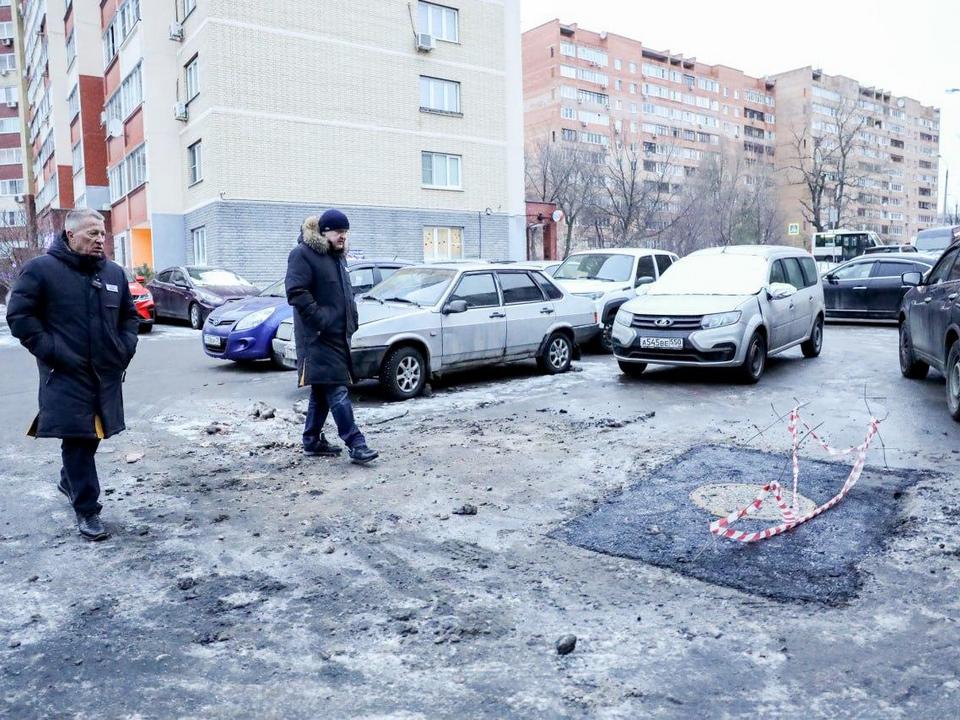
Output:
[303, 384, 365, 450]
[60, 438, 102, 517]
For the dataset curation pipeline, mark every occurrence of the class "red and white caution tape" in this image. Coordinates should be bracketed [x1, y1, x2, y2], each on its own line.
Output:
[708, 409, 882, 543]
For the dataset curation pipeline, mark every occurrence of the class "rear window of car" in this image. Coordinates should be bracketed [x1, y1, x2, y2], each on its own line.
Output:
[531, 272, 563, 300]
[798, 256, 818, 287]
[498, 272, 545, 304]
[781, 258, 806, 290]
[871, 261, 929, 278]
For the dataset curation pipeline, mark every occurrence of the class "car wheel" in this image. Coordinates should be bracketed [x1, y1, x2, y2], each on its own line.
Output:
[138, 323, 154, 334]
[947, 341, 960, 421]
[800, 315, 823, 358]
[618, 360, 647, 378]
[188, 303, 203, 330]
[898, 323, 929, 379]
[538, 332, 572, 374]
[596, 318, 614, 353]
[380, 346, 426, 401]
[737, 331, 766, 384]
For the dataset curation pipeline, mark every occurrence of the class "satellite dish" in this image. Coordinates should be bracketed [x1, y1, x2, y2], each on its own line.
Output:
[896, 98, 905, 108]
[551, 209, 564, 223]
[106, 118, 123, 138]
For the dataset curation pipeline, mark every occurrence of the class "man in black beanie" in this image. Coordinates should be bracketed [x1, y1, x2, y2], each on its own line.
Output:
[285, 209, 378, 465]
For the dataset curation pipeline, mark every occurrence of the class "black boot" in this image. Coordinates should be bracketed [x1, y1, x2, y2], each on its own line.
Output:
[348, 445, 379, 465]
[304, 433, 342, 457]
[76, 512, 110, 541]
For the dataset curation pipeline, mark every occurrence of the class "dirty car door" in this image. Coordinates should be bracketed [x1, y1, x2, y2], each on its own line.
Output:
[441, 272, 507, 366]
[497, 270, 554, 359]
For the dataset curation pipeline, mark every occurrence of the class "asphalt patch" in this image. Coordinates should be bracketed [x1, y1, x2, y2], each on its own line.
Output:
[553, 444, 922, 604]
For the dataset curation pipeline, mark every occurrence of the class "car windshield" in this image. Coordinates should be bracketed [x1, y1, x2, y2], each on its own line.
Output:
[915, 228, 954, 252]
[259, 279, 285, 297]
[554, 253, 633, 282]
[363, 267, 455, 306]
[187, 268, 252, 287]
[648, 254, 768, 296]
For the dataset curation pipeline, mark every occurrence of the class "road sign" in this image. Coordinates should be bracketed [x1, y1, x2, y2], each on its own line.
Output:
[787, 222, 800, 236]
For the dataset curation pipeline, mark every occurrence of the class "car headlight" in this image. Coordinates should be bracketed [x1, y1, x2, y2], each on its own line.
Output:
[234, 307, 276, 331]
[701, 311, 741, 329]
[614, 308, 632, 326]
[573, 291, 604, 301]
[133, 291, 153, 302]
[196, 290, 223, 305]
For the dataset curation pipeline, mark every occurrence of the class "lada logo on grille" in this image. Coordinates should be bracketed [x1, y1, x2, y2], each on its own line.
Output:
[654, 318, 674, 327]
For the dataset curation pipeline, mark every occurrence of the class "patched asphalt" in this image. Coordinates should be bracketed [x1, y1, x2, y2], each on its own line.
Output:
[553, 444, 924, 603]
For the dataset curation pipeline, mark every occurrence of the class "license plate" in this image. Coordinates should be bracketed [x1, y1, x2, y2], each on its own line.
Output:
[203, 334, 223, 349]
[639, 336, 683, 350]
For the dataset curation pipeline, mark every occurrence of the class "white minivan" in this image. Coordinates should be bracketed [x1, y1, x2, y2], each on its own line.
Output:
[612, 245, 825, 383]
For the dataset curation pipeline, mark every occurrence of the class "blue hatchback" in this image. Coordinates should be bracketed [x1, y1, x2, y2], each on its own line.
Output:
[201, 259, 413, 368]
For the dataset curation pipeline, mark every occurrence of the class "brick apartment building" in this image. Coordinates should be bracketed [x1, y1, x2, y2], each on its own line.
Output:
[772, 66, 940, 242]
[522, 19, 940, 247]
[0, 0, 26, 235]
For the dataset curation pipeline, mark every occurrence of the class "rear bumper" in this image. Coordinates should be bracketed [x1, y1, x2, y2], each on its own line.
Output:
[573, 323, 601, 345]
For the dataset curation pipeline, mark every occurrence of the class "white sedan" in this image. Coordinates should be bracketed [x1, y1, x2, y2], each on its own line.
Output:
[272, 262, 599, 399]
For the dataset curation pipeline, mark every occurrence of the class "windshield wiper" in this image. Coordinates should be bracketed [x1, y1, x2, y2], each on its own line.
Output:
[383, 296, 420, 307]
[360, 294, 383, 304]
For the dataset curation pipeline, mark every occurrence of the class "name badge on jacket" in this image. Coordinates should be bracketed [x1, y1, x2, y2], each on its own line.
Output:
[106, 283, 119, 292]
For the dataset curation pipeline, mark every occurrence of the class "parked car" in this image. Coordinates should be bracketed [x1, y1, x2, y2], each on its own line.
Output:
[898, 240, 960, 420]
[272, 263, 599, 399]
[612, 245, 825, 383]
[822, 253, 939, 321]
[914, 226, 960, 256]
[148, 266, 260, 329]
[124, 268, 156, 333]
[863, 244, 918, 255]
[551, 248, 680, 350]
[517, 260, 562, 276]
[201, 259, 412, 366]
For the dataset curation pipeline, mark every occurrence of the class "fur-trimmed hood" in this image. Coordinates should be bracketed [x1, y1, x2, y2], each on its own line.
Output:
[300, 216, 349, 255]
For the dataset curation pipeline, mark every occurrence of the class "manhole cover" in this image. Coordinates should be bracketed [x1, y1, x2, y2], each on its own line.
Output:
[552, 445, 922, 604]
[689, 483, 817, 521]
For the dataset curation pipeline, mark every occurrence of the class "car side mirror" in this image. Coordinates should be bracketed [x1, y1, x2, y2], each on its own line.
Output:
[442, 299, 469, 314]
[901, 271, 922, 287]
[635, 276, 655, 287]
[824, 273, 837, 283]
[135, 275, 145, 283]
[768, 282, 797, 300]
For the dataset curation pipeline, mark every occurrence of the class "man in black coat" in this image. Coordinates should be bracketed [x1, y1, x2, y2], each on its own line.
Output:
[6, 208, 138, 540]
[285, 209, 378, 465]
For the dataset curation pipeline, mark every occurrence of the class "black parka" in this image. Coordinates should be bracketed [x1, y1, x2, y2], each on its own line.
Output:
[6, 233, 138, 439]
[285, 218, 358, 386]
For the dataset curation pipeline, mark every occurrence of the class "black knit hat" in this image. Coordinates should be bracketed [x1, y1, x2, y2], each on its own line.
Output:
[318, 209, 350, 233]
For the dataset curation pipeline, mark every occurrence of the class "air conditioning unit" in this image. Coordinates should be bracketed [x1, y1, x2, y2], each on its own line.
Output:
[0, 70, 8, 76]
[6, 100, 16, 108]
[416, 33, 435, 52]
[14, 194, 24, 202]
[174, 102, 188, 121]
[169, 22, 184, 41]
[1, 38, 12, 47]
[580, 121, 588, 128]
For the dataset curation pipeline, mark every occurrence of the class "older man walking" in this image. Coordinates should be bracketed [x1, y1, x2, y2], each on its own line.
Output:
[285, 209, 378, 465]
[6, 208, 139, 540]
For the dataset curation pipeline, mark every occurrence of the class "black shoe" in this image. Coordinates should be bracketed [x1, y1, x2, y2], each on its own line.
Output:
[304, 433, 342, 457]
[76, 513, 110, 541]
[348, 445, 379, 465]
[57, 478, 73, 503]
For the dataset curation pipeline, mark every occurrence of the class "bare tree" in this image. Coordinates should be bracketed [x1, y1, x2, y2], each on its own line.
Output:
[0, 214, 42, 304]
[829, 100, 870, 228]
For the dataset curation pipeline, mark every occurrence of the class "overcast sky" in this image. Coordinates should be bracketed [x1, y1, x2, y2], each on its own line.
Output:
[521, 0, 960, 217]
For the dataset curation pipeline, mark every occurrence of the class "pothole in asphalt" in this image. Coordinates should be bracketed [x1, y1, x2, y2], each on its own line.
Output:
[552, 445, 923, 604]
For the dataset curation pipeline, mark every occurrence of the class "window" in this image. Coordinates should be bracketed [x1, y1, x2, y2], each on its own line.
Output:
[126, 144, 147, 189]
[185, 55, 199, 101]
[108, 163, 126, 202]
[103, 0, 140, 67]
[782, 258, 806, 290]
[449, 273, 498, 308]
[872, 261, 926, 279]
[798, 257, 819, 287]
[114, 232, 129, 267]
[418, 2, 459, 43]
[67, 85, 79, 120]
[831, 261, 874, 281]
[531, 272, 563, 300]
[65, 30, 76, 68]
[188, 141, 202, 184]
[419, 76, 460, 114]
[181, 0, 196, 17]
[350, 267, 376, 293]
[926, 248, 959, 285]
[499, 272, 544, 304]
[0, 179, 23, 195]
[636, 255, 656, 282]
[378, 266, 401, 282]
[0, 147, 21, 165]
[422, 226, 463, 261]
[71, 142, 83, 176]
[421, 151, 461, 189]
[654, 254, 673, 276]
[192, 227, 207, 265]
[105, 63, 143, 123]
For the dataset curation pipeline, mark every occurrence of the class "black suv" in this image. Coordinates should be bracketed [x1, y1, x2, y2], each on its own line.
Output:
[898, 241, 960, 420]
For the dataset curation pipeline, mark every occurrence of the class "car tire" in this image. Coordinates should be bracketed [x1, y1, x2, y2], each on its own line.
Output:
[380, 346, 427, 401]
[597, 318, 614, 353]
[618, 360, 647, 378]
[800, 315, 823, 358]
[737, 331, 767, 384]
[138, 323, 154, 334]
[188, 303, 203, 330]
[898, 323, 929, 379]
[538, 332, 572, 374]
[947, 341, 960, 422]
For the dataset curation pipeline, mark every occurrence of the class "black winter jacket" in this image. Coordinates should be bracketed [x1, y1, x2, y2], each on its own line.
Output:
[6, 233, 138, 439]
[285, 218, 358, 386]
